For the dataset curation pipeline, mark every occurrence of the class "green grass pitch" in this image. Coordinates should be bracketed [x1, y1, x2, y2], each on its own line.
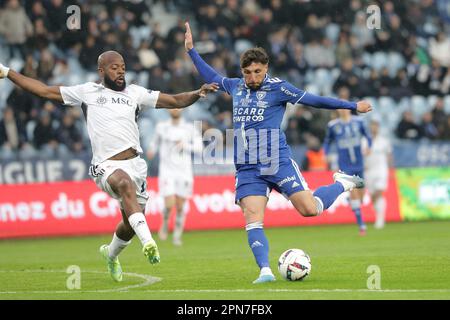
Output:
[1, 221, 450, 300]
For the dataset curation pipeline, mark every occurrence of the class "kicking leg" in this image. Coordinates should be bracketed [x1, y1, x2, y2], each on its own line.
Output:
[108, 169, 160, 264]
[240, 196, 275, 284]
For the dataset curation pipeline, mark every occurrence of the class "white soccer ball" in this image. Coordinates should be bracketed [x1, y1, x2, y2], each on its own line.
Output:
[278, 248, 312, 281]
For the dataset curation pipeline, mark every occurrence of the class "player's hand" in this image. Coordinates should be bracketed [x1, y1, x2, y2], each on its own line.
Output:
[0, 63, 10, 79]
[185, 22, 194, 51]
[356, 101, 372, 113]
[198, 83, 219, 98]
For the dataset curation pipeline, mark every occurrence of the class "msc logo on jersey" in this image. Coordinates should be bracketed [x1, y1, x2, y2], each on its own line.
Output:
[96, 96, 107, 105]
[112, 97, 132, 106]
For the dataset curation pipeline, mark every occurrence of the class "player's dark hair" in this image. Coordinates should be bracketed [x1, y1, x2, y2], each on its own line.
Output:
[240, 47, 269, 68]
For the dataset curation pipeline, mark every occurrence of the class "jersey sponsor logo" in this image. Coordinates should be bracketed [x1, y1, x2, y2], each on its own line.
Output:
[292, 181, 300, 188]
[277, 175, 296, 187]
[111, 97, 132, 106]
[96, 96, 107, 105]
[280, 86, 298, 98]
[257, 100, 269, 108]
[233, 107, 265, 123]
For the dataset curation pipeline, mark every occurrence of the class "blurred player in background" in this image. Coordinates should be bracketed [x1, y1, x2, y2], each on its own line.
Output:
[363, 118, 393, 229]
[147, 109, 203, 246]
[185, 22, 372, 283]
[0, 52, 218, 282]
[324, 87, 372, 236]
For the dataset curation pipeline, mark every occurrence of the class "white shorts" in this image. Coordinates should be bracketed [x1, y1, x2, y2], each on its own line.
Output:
[158, 175, 193, 199]
[365, 170, 388, 194]
[93, 157, 149, 208]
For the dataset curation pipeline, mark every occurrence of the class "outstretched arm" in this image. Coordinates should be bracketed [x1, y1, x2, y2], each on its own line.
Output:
[279, 81, 372, 113]
[0, 63, 63, 102]
[300, 92, 372, 113]
[185, 22, 229, 91]
[156, 83, 219, 109]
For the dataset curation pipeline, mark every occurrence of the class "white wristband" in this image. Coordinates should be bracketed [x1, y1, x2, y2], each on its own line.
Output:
[0, 64, 10, 78]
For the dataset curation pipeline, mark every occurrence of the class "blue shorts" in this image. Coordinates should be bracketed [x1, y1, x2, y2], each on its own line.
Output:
[235, 158, 309, 204]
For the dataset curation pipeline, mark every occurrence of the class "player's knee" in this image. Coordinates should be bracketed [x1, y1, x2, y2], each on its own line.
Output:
[298, 204, 317, 217]
[242, 206, 261, 219]
[116, 177, 135, 196]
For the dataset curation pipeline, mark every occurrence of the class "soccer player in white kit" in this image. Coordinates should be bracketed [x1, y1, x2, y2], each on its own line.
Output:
[363, 119, 393, 229]
[0, 52, 218, 282]
[147, 109, 203, 246]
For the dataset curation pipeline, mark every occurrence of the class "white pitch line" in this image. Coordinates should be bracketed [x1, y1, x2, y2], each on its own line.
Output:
[0, 269, 161, 294]
[0, 270, 449, 295]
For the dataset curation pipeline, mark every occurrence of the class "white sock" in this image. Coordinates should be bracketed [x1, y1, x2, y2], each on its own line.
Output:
[260, 267, 274, 276]
[161, 207, 170, 233]
[374, 197, 386, 227]
[108, 233, 131, 259]
[173, 207, 186, 240]
[314, 196, 324, 216]
[350, 199, 361, 211]
[128, 212, 154, 246]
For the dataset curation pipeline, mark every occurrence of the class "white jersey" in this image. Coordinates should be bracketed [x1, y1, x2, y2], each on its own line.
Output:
[149, 119, 203, 180]
[60, 82, 160, 164]
[364, 134, 392, 174]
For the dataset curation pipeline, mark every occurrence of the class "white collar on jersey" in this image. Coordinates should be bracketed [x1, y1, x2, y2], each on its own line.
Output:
[92, 82, 127, 93]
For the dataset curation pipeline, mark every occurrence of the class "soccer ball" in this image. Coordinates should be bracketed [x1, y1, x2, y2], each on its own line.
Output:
[278, 249, 312, 281]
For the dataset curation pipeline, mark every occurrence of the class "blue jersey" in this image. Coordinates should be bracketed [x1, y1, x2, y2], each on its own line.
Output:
[221, 75, 306, 170]
[323, 116, 372, 174]
[188, 48, 357, 174]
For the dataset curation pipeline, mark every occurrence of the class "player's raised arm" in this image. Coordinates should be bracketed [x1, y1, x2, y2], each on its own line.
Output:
[0, 63, 63, 102]
[185, 22, 231, 91]
[155, 83, 219, 109]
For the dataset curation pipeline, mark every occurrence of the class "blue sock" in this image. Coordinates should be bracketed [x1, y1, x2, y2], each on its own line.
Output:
[350, 200, 365, 228]
[246, 224, 270, 269]
[313, 182, 345, 210]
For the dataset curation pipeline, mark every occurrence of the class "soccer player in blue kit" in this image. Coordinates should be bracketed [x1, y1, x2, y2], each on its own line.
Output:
[324, 87, 373, 236]
[184, 22, 373, 283]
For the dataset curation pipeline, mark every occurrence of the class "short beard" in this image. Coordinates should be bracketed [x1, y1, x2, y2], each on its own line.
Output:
[104, 75, 126, 91]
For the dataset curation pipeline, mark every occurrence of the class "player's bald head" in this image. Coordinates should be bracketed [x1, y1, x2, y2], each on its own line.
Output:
[97, 51, 126, 91]
[97, 51, 124, 69]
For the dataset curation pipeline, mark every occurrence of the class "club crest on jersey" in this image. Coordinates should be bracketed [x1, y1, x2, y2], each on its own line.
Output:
[96, 96, 107, 105]
[256, 91, 267, 100]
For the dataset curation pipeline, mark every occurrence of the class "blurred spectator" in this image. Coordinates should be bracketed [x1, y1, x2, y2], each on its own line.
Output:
[209, 92, 232, 132]
[32, 111, 60, 158]
[429, 32, 450, 68]
[0, 0, 33, 59]
[351, 11, 374, 50]
[147, 66, 170, 92]
[301, 134, 327, 171]
[0, 107, 28, 159]
[7, 86, 35, 124]
[421, 112, 440, 140]
[431, 97, 448, 137]
[57, 112, 85, 154]
[395, 111, 423, 140]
